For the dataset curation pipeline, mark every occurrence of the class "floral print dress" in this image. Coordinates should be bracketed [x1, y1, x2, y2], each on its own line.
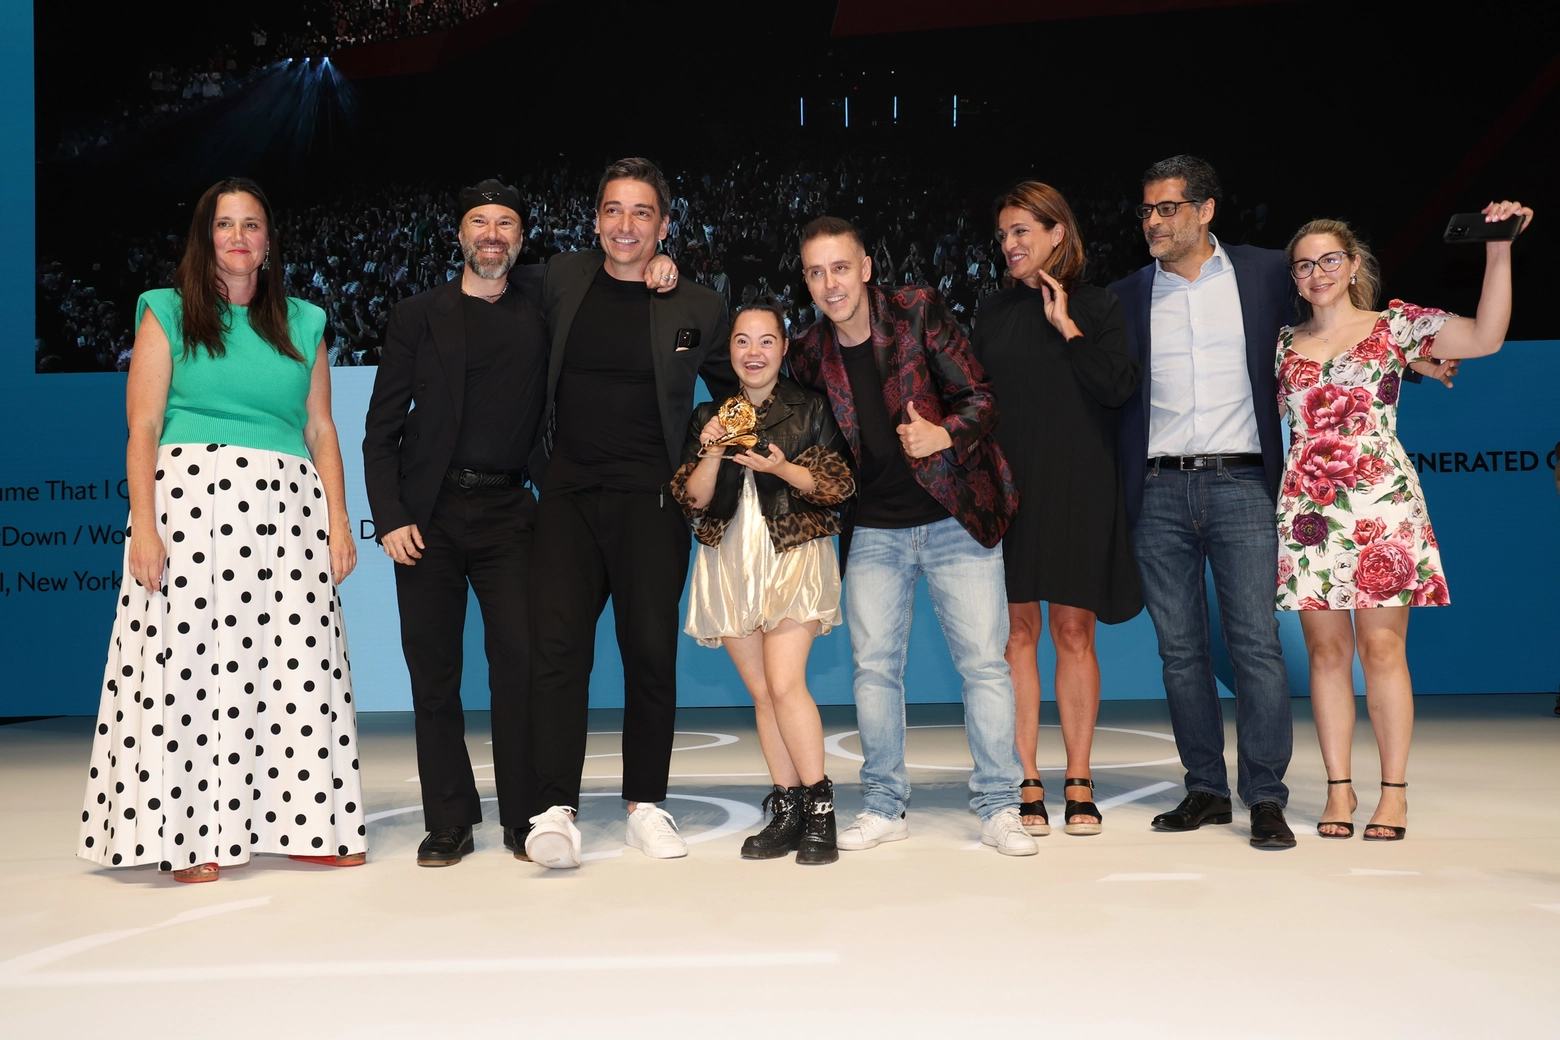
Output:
[1275, 301, 1452, 610]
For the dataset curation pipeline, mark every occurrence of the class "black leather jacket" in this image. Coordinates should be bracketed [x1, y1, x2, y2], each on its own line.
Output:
[679, 377, 851, 532]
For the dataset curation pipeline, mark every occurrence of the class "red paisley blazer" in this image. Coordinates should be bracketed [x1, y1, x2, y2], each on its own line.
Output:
[790, 285, 1020, 549]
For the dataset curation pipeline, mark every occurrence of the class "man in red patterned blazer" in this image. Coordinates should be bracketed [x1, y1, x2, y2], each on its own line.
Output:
[790, 216, 1035, 856]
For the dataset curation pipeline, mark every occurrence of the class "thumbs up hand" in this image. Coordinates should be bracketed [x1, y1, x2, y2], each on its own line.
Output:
[896, 401, 954, 459]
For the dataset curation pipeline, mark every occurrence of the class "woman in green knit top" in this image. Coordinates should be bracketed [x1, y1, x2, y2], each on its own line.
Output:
[78, 178, 367, 882]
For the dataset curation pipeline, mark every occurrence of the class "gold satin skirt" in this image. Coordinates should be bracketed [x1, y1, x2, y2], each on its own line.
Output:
[684, 469, 842, 648]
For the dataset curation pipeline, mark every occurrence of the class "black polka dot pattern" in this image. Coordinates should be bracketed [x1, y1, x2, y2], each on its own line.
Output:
[78, 444, 366, 868]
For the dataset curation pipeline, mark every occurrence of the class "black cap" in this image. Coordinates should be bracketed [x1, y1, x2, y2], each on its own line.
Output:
[457, 178, 522, 223]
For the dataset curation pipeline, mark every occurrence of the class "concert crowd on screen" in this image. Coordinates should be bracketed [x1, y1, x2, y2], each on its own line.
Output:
[50, 48, 269, 160]
[320, 0, 507, 48]
[46, 1, 512, 160]
[34, 156, 1274, 372]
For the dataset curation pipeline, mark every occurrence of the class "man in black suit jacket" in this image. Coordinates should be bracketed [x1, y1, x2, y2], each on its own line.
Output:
[1108, 156, 1301, 849]
[362, 180, 547, 868]
[363, 180, 681, 869]
[525, 158, 733, 869]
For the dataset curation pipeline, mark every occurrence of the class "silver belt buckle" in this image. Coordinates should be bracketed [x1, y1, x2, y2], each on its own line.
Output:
[1179, 456, 1199, 471]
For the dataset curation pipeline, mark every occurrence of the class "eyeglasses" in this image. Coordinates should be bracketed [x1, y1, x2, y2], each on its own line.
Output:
[1134, 200, 1197, 220]
[1289, 251, 1350, 279]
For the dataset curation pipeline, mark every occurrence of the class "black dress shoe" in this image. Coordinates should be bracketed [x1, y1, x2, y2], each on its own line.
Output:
[1151, 791, 1234, 831]
[416, 826, 474, 867]
[1249, 803, 1297, 849]
[502, 825, 531, 862]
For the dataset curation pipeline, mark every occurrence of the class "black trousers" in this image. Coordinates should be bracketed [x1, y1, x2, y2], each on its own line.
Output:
[394, 484, 536, 831]
[530, 488, 690, 809]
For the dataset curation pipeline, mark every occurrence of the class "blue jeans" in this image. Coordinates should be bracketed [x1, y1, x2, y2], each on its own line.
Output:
[1132, 464, 1291, 808]
[844, 517, 1022, 821]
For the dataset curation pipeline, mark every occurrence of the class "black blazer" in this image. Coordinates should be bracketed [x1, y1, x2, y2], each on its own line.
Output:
[529, 250, 734, 485]
[679, 377, 850, 532]
[362, 272, 549, 539]
[1109, 243, 1295, 528]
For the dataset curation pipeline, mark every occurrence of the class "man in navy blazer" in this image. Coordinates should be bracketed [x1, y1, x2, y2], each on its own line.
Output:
[1110, 157, 1437, 849]
[1108, 155, 1301, 848]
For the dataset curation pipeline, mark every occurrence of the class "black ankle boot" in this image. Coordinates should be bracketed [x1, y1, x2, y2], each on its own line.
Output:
[741, 785, 805, 859]
[796, 777, 839, 865]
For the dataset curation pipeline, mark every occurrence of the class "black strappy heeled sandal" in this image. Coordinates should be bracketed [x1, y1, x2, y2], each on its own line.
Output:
[1019, 778, 1050, 836]
[1362, 781, 1408, 841]
[1317, 778, 1356, 839]
[1063, 777, 1102, 836]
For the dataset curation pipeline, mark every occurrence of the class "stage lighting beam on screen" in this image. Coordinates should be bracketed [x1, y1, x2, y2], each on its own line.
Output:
[799, 97, 804, 126]
[953, 94, 958, 127]
[844, 97, 849, 128]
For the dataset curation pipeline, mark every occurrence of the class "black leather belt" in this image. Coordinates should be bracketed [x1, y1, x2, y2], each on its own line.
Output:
[443, 466, 530, 489]
[1148, 454, 1263, 471]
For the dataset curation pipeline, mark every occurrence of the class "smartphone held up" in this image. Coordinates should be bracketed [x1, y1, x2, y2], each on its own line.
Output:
[1444, 211, 1525, 244]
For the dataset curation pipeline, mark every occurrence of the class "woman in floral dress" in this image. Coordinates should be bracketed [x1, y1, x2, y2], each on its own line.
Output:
[1275, 202, 1533, 840]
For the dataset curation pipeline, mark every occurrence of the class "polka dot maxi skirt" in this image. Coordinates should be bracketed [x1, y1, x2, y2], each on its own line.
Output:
[79, 443, 367, 869]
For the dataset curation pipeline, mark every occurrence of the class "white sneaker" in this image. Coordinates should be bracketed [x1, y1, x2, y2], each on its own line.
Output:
[836, 811, 909, 851]
[525, 806, 582, 869]
[625, 803, 688, 859]
[981, 807, 1039, 856]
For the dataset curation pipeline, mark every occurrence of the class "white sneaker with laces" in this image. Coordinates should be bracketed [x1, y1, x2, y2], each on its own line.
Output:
[525, 806, 582, 869]
[835, 811, 909, 851]
[625, 803, 688, 859]
[981, 807, 1039, 856]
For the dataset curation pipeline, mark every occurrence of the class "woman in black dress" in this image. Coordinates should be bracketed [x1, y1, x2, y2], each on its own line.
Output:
[972, 181, 1142, 837]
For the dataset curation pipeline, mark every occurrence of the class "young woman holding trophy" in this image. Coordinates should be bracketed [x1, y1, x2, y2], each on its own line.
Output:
[671, 297, 856, 864]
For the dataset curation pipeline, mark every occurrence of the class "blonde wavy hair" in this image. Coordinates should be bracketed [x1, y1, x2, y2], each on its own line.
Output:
[1285, 218, 1381, 320]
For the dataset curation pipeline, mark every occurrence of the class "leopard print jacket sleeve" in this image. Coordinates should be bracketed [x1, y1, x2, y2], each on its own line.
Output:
[669, 459, 730, 549]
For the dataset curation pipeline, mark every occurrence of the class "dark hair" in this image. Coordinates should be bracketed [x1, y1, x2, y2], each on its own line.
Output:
[992, 181, 1086, 290]
[799, 215, 865, 256]
[596, 157, 670, 217]
[1141, 154, 1223, 210]
[175, 178, 301, 362]
[732, 295, 788, 341]
[1285, 218, 1381, 321]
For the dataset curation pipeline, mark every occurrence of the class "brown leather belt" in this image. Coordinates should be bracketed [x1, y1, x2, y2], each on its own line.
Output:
[1148, 454, 1263, 471]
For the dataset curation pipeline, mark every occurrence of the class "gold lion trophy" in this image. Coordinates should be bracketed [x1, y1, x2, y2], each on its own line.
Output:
[700, 396, 763, 457]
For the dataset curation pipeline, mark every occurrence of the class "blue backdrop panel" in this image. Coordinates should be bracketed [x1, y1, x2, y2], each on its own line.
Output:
[4, 348, 1556, 715]
[3, 5, 1557, 714]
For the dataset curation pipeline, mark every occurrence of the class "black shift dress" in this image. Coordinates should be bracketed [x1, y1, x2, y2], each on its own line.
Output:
[972, 282, 1143, 623]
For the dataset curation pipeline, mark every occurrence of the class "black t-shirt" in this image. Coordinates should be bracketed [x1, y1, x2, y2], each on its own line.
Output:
[546, 266, 666, 494]
[840, 341, 950, 529]
[449, 288, 548, 473]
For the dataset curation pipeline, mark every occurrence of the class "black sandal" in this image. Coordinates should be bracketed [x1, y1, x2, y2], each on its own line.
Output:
[1063, 777, 1102, 836]
[1019, 778, 1050, 836]
[1362, 781, 1408, 841]
[1317, 778, 1356, 839]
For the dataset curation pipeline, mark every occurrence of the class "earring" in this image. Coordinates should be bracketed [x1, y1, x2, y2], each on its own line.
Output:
[1350, 275, 1356, 284]
[262, 249, 271, 272]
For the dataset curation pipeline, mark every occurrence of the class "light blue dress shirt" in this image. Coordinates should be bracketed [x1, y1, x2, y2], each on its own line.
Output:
[1147, 234, 1262, 457]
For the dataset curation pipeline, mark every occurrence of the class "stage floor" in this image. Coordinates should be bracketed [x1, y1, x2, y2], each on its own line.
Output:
[2, 696, 1557, 1038]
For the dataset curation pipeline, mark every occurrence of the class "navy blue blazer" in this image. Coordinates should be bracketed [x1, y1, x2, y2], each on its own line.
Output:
[1109, 243, 1296, 528]
[1109, 243, 1423, 528]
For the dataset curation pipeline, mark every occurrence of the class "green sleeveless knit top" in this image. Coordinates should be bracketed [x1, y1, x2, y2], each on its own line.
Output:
[137, 288, 327, 458]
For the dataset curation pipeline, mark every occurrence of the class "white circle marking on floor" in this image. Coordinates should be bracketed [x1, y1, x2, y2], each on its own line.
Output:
[822, 723, 1179, 771]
